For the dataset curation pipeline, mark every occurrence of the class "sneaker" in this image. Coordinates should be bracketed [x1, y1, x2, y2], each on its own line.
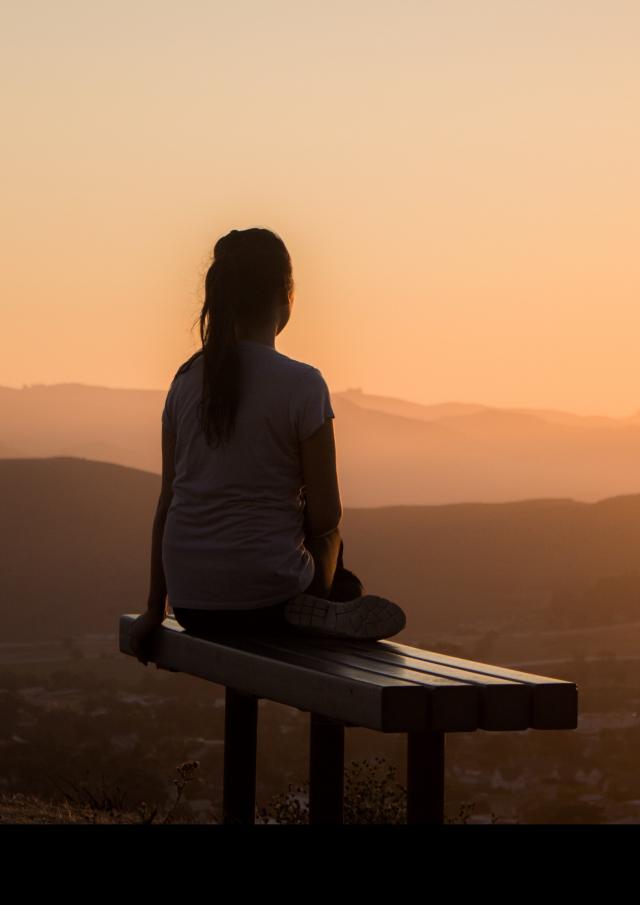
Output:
[283, 593, 406, 641]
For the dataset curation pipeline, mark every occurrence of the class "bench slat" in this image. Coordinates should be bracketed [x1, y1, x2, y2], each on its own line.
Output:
[374, 639, 573, 685]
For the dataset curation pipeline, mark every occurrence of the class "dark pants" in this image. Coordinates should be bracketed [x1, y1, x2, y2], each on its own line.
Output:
[172, 533, 364, 638]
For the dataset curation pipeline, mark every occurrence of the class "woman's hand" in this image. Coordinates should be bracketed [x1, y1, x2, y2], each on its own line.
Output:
[129, 610, 165, 665]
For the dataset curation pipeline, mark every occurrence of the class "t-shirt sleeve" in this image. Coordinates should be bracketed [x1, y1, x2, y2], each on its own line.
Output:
[161, 381, 176, 434]
[295, 367, 335, 443]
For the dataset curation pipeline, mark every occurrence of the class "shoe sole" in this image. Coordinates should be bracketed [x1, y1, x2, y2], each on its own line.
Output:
[283, 593, 406, 641]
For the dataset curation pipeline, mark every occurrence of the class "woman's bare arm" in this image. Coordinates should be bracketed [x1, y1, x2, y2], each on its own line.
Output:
[300, 417, 342, 597]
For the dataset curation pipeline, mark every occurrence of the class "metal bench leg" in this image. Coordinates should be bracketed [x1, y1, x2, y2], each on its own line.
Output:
[223, 686, 258, 825]
[309, 712, 345, 824]
[406, 730, 445, 824]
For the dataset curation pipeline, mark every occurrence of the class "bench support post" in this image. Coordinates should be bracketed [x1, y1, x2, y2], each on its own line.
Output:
[223, 686, 258, 825]
[406, 729, 445, 824]
[309, 712, 345, 824]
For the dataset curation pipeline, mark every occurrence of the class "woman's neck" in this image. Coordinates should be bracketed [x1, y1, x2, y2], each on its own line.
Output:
[234, 322, 277, 348]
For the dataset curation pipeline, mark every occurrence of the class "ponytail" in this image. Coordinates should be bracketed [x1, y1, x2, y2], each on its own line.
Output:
[195, 227, 293, 449]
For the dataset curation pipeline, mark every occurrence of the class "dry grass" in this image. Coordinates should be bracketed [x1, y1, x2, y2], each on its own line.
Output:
[1, 755, 501, 824]
[0, 760, 207, 825]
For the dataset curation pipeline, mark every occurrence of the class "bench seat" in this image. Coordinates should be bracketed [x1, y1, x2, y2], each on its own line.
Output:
[119, 613, 578, 824]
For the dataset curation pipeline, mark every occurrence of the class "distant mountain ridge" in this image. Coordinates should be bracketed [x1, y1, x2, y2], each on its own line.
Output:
[2, 382, 640, 505]
[337, 386, 632, 427]
[337, 388, 490, 422]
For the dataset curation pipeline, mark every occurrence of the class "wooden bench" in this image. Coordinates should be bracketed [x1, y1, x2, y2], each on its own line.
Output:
[119, 613, 578, 824]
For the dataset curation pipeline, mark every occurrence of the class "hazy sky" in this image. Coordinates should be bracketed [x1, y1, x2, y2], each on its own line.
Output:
[2, 1, 639, 416]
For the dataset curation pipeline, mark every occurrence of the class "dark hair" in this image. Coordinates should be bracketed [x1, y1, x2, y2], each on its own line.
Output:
[193, 227, 294, 450]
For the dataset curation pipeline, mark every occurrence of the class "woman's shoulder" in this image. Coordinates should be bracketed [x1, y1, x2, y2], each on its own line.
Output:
[270, 347, 325, 382]
[172, 350, 204, 381]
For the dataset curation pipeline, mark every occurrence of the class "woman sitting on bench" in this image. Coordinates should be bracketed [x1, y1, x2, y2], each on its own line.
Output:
[129, 227, 405, 663]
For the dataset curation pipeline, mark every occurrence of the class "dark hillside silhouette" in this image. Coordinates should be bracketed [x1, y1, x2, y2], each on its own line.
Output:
[2, 457, 640, 642]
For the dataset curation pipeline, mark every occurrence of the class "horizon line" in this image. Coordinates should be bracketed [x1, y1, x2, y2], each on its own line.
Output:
[0, 379, 638, 421]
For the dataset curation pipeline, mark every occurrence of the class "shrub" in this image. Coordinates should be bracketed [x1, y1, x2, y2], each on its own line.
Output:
[256, 754, 500, 824]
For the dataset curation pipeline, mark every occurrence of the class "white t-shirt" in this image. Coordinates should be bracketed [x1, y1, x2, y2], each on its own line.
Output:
[161, 340, 335, 609]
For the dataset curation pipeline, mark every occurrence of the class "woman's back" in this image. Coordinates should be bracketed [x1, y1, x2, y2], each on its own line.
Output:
[162, 340, 334, 609]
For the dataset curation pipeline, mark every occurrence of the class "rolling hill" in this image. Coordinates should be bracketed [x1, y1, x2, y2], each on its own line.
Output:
[2, 457, 640, 643]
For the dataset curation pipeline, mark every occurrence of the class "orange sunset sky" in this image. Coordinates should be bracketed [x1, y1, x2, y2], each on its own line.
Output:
[2, 1, 639, 416]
